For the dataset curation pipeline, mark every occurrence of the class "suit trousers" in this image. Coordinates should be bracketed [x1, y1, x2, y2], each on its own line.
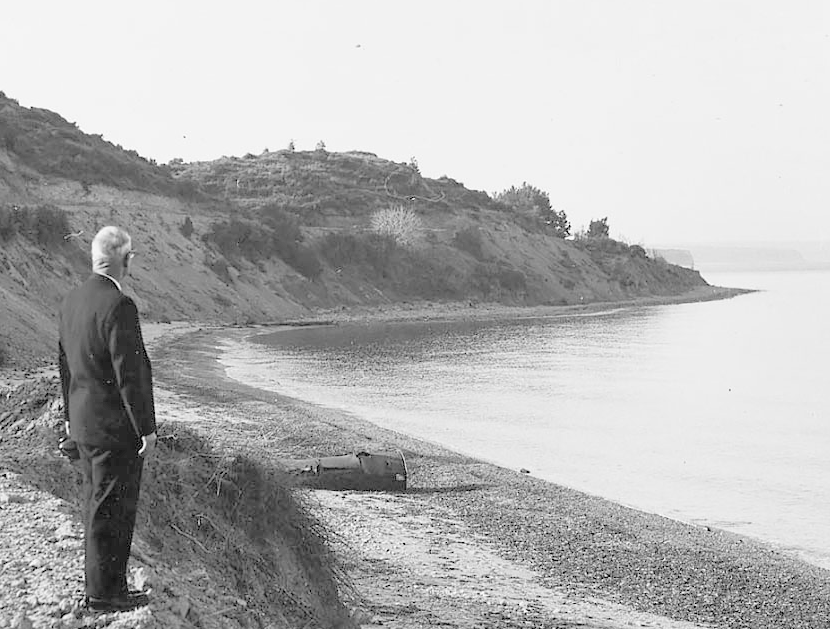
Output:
[77, 444, 144, 599]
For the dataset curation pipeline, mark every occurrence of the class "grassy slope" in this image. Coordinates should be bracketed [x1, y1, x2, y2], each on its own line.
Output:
[0, 92, 707, 370]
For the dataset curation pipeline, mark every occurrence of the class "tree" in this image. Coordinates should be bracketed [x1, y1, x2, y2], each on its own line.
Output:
[587, 217, 610, 238]
[543, 208, 571, 238]
[287, 140, 295, 152]
[315, 140, 326, 151]
[494, 182, 570, 238]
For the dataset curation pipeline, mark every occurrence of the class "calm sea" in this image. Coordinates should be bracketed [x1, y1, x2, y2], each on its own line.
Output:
[219, 270, 830, 570]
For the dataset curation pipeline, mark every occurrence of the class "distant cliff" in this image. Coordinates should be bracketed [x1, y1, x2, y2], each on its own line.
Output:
[0, 92, 708, 367]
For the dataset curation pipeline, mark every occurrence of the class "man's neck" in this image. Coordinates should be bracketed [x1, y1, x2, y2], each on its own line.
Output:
[94, 270, 123, 292]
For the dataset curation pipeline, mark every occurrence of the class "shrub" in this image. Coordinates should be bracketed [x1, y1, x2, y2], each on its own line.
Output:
[494, 182, 570, 237]
[470, 263, 527, 298]
[205, 255, 233, 284]
[370, 206, 422, 246]
[497, 268, 527, 293]
[453, 226, 485, 260]
[179, 216, 194, 239]
[610, 260, 637, 288]
[0, 204, 71, 247]
[203, 216, 322, 279]
[204, 219, 272, 263]
[282, 243, 324, 280]
[587, 217, 610, 238]
[319, 232, 364, 268]
[259, 204, 303, 245]
[320, 232, 399, 275]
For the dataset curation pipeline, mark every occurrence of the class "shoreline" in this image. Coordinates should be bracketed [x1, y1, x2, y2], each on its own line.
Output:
[6, 286, 825, 629]
[256, 285, 754, 329]
[148, 288, 830, 629]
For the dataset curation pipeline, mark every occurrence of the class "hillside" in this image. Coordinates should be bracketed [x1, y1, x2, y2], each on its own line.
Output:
[0, 92, 708, 367]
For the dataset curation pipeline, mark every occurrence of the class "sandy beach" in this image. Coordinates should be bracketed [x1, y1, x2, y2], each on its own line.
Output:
[145, 291, 830, 629]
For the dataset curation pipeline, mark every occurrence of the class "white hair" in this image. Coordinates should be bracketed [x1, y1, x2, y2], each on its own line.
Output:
[91, 226, 132, 267]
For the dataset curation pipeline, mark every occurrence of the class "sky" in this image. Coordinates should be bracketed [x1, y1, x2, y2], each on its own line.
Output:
[3, 1, 829, 246]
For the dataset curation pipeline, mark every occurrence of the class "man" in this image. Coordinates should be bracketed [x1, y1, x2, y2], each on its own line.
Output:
[58, 225, 157, 612]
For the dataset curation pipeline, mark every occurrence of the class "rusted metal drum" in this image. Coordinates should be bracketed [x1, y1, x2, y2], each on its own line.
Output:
[282, 450, 408, 491]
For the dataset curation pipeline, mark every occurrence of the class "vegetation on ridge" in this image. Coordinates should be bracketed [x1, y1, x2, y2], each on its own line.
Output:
[0, 90, 709, 369]
[0, 92, 199, 198]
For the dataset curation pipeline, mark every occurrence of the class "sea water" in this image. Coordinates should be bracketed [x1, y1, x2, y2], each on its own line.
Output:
[219, 270, 830, 570]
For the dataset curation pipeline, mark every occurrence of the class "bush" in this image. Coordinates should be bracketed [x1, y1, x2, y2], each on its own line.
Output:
[587, 217, 610, 238]
[205, 254, 233, 284]
[320, 232, 399, 276]
[453, 226, 485, 259]
[204, 219, 273, 263]
[497, 268, 527, 293]
[297, 246, 324, 279]
[179, 216, 194, 239]
[370, 206, 422, 245]
[470, 263, 527, 298]
[494, 182, 570, 237]
[259, 204, 303, 244]
[0, 204, 71, 247]
[204, 217, 323, 279]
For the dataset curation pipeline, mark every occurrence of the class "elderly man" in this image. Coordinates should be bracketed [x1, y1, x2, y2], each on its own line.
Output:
[58, 225, 157, 612]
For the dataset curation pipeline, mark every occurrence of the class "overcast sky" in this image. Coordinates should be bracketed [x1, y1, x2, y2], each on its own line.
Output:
[4, 1, 829, 245]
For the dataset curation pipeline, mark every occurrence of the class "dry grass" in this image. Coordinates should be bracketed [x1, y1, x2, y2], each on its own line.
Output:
[0, 377, 355, 628]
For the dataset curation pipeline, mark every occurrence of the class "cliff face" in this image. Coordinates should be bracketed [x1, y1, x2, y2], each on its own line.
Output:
[0, 93, 707, 367]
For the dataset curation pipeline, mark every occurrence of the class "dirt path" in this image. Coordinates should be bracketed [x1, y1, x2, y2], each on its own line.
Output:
[312, 490, 712, 629]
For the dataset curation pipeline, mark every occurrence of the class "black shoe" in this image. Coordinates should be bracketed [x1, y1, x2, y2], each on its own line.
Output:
[86, 591, 149, 612]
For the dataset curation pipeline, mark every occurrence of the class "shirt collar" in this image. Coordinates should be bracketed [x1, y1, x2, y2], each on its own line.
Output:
[95, 271, 122, 292]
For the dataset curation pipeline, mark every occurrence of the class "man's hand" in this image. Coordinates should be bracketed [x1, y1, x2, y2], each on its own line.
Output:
[138, 432, 158, 458]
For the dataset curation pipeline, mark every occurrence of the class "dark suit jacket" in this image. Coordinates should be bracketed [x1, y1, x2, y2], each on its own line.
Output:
[59, 274, 156, 451]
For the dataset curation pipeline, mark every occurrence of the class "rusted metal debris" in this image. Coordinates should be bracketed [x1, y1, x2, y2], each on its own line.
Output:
[281, 450, 407, 491]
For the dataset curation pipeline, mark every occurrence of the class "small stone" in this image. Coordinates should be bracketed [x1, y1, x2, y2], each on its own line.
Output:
[28, 558, 45, 569]
[55, 539, 82, 551]
[58, 598, 75, 615]
[172, 598, 190, 618]
[350, 608, 374, 625]
[11, 613, 33, 629]
[186, 568, 208, 581]
[131, 566, 153, 590]
[55, 522, 78, 540]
